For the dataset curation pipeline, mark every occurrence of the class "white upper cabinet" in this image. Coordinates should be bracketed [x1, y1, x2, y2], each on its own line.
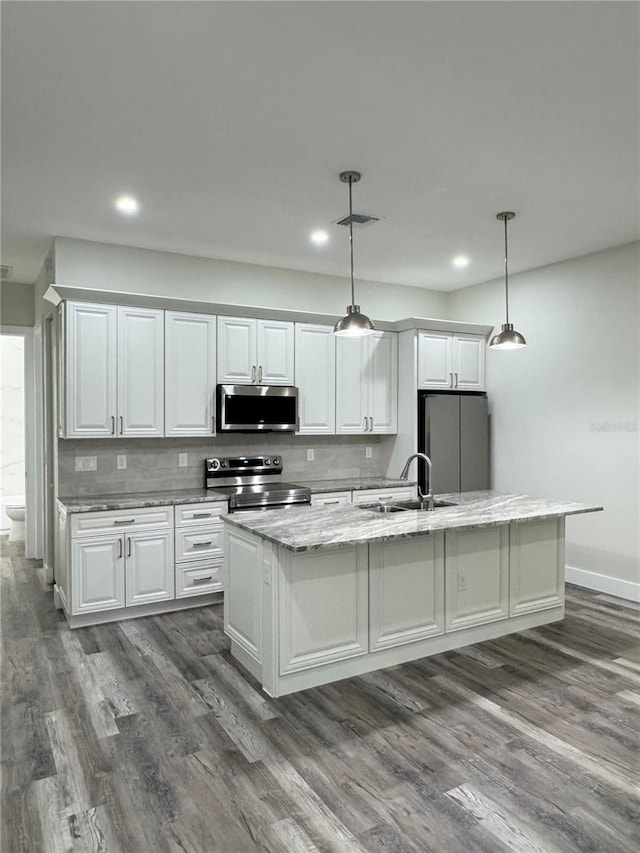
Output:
[64, 302, 118, 438]
[165, 311, 216, 436]
[117, 307, 165, 437]
[258, 320, 295, 385]
[452, 334, 486, 390]
[369, 332, 398, 432]
[62, 302, 164, 438]
[295, 323, 336, 434]
[217, 316, 294, 385]
[418, 331, 485, 391]
[336, 331, 397, 434]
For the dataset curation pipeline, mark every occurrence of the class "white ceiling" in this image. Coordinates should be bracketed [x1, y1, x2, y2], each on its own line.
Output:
[2, 1, 638, 290]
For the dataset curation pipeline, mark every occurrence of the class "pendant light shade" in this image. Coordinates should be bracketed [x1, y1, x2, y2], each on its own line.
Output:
[334, 170, 374, 337]
[489, 211, 527, 350]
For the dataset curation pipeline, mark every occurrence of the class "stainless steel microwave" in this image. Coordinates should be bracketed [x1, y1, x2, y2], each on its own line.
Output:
[216, 384, 299, 432]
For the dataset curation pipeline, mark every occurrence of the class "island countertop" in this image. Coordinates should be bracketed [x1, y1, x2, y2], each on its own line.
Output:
[222, 490, 603, 552]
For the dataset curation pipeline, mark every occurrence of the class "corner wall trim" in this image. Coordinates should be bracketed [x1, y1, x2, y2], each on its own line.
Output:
[566, 565, 640, 603]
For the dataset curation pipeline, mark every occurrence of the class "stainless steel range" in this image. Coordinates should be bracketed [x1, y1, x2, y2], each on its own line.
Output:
[205, 455, 311, 512]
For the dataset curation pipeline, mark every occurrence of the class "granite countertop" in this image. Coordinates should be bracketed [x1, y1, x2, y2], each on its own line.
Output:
[58, 488, 229, 513]
[223, 490, 603, 552]
[298, 476, 415, 493]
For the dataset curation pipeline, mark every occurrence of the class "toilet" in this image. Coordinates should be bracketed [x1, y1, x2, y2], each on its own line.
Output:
[5, 499, 26, 542]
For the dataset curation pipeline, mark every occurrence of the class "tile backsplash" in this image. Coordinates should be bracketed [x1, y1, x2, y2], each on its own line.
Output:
[58, 434, 396, 497]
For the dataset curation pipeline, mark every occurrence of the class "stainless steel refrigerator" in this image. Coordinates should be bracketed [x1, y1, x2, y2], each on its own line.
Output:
[417, 391, 489, 494]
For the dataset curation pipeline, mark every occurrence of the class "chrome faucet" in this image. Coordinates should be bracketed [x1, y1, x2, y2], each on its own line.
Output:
[399, 452, 435, 511]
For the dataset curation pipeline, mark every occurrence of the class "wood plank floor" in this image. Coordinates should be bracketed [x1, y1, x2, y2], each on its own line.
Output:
[2, 536, 639, 852]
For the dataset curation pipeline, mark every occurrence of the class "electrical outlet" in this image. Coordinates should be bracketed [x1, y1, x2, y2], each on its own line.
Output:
[306, 449, 315, 462]
[117, 455, 127, 470]
[365, 446, 373, 459]
[75, 456, 97, 472]
[178, 452, 188, 467]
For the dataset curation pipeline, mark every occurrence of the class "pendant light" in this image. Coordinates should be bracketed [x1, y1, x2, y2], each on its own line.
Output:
[489, 211, 527, 350]
[333, 170, 375, 337]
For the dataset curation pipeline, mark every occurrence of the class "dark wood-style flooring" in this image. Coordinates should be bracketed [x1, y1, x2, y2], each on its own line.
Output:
[2, 536, 639, 852]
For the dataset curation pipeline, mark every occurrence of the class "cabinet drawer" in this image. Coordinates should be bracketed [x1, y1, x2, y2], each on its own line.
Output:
[71, 506, 173, 537]
[176, 561, 223, 598]
[175, 502, 227, 527]
[351, 487, 415, 505]
[175, 526, 223, 562]
[310, 491, 352, 507]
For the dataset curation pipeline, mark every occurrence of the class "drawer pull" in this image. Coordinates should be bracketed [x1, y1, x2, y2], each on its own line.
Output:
[192, 541, 213, 548]
[192, 512, 213, 518]
[192, 575, 213, 584]
[324, 500, 340, 505]
[114, 519, 135, 525]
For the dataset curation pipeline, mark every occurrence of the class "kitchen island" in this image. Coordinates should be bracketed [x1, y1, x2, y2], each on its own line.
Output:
[222, 491, 602, 697]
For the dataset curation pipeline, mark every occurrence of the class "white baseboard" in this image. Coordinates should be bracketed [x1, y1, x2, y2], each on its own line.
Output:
[566, 565, 640, 603]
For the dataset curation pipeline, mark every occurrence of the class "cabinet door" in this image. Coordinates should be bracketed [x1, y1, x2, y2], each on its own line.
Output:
[445, 526, 509, 631]
[71, 535, 124, 614]
[65, 302, 117, 438]
[453, 334, 486, 391]
[336, 336, 368, 433]
[295, 324, 336, 434]
[118, 307, 165, 437]
[125, 530, 174, 606]
[257, 320, 294, 385]
[370, 535, 445, 650]
[165, 311, 216, 436]
[217, 317, 257, 384]
[368, 331, 397, 433]
[417, 331, 453, 389]
[279, 545, 368, 674]
[510, 519, 564, 616]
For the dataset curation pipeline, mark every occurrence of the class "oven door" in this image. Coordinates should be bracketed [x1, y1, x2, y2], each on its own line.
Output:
[216, 384, 299, 432]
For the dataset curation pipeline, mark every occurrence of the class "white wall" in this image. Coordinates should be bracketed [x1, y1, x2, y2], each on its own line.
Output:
[446, 242, 640, 597]
[52, 237, 448, 320]
[0, 282, 35, 326]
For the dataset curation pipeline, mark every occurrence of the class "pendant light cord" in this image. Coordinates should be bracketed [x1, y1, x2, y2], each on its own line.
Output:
[503, 215, 510, 325]
[348, 177, 356, 307]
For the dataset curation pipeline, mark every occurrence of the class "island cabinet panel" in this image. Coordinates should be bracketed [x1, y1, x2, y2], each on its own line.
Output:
[445, 525, 509, 631]
[510, 518, 565, 616]
[369, 535, 445, 651]
[279, 545, 368, 674]
[224, 529, 262, 661]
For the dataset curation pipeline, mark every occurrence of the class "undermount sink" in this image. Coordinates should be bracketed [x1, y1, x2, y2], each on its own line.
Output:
[365, 499, 457, 514]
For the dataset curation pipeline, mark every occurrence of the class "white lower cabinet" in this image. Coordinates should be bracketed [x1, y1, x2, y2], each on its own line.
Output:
[125, 530, 174, 606]
[445, 525, 509, 631]
[510, 518, 565, 615]
[369, 535, 445, 650]
[174, 502, 226, 598]
[72, 535, 125, 614]
[310, 491, 352, 507]
[278, 544, 368, 674]
[351, 486, 415, 505]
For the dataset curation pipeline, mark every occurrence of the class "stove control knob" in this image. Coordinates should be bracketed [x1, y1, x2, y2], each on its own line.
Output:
[220, 460, 227, 468]
[264, 458, 271, 466]
[209, 458, 220, 471]
[272, 457, 281, 466]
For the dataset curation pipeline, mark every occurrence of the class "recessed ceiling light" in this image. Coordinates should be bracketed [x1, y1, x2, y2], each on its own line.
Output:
[453, 255, 470, 268]
[114, 195, 139, 216]
[310, 229, 329, 246]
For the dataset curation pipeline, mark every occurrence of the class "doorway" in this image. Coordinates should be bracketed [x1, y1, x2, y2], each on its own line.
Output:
[0, 325, 37, 557]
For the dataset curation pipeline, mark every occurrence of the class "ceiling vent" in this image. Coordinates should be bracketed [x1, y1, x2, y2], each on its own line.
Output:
[334, 212, 382, 229]
[0, 265, 13, 280]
